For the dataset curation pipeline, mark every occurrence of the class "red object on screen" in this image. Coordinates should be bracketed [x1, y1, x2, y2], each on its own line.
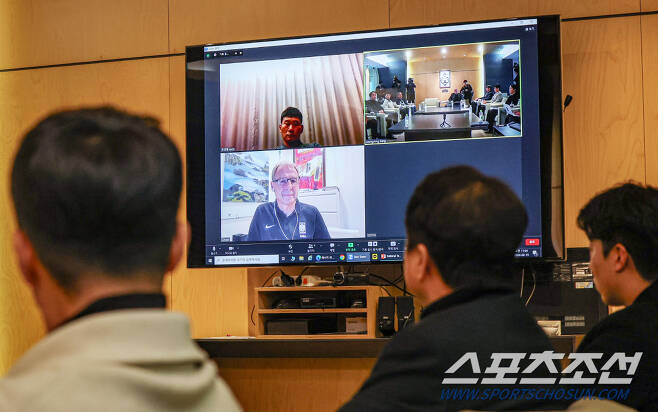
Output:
[294, 148, 325, 190]
[525, 238, 540, 246]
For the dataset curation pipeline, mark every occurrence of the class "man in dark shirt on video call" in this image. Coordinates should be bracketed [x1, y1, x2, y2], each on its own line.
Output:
[574, 183, 658, 412]
[471, 84, 494, 115]
[339, 166, 567, 412]
[365, 91, 388, 138]
[277, 106, 320, 149]
[365, 91, 385, 114]
[247, 162, 330, 241]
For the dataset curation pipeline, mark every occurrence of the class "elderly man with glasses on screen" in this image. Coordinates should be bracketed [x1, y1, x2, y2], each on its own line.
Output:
[247, 162, 330, 241]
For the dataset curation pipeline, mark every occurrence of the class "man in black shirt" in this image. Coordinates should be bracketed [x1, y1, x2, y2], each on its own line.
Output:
[575, 183, 658, 412]
[365, 91, 385, 114]
[460, 80, 474, 105]
[406, 78, 416, 103]
[394, 92, 410, 119]
[277, 106, 320, 149]
[394, 91, 408, 106]
[506, 83, 520, 106]
[471, 84, 494, 115]
[339, 166, 565, 412]
[504, 84, 521, 125]
[365, 91, 387, 138]
[448, 88, 462, 104]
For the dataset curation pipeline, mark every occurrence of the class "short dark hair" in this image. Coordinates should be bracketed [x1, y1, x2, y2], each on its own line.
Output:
[510, 83, 518, 92]
[495, 84, 501, 89]
[405, 166, 527, 287]
[280, 107, 303, 124]
[463, 80, 468, 83]
[11, 107, 182, 290]
[486, 85, 492, 89]
[577, 183, 658, 281]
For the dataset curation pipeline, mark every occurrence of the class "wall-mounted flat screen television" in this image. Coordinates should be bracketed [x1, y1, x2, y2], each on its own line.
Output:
[186, 15, 564, 267]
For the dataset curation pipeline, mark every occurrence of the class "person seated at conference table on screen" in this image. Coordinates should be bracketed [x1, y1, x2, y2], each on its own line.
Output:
[365, 91, 392, 138]
[471, 84, 494, 115]
[448, 89, 463, 104]
[394, 92, 410, 119]
[276, 107, 321, 149]
[381, 93, 396, 110]
[487, 84, 519, 133]
[477, 84, 504, 119]
[247, 162, 330, 241]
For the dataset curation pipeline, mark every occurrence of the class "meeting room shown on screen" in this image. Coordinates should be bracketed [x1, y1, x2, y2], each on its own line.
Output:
[220, 146, 366, 242]
[219, 54, 365, 151]
[363, 40, 522, 144]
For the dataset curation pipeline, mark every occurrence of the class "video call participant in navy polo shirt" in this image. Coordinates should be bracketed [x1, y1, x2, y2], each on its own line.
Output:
[247, 162, 330, 241]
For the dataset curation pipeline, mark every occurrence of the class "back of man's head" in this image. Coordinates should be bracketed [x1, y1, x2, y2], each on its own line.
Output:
[577, 182, 658, 281]
[11, 107, 182, 291]
[405, 166, 527, 288]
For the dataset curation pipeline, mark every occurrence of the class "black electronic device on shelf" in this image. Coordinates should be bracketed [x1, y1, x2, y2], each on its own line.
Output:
[377, 297, 396, 336]
[396, 296, 415, 330]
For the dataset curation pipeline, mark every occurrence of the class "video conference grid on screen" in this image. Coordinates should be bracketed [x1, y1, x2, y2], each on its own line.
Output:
[200, 19, 544, 266]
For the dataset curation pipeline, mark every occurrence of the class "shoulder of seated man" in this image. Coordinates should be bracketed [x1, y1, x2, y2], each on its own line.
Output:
[579, 304, 656, 352]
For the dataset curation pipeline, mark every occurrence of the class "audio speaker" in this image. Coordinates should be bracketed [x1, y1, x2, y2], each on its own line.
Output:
[377, 297, 396, 336]
[396, 296, 415, 330]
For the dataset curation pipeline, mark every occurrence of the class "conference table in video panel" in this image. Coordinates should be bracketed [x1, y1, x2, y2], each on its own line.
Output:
[388, 106, 473, 140]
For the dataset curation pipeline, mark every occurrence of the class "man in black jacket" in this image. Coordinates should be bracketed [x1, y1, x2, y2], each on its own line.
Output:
[365, 91, 386, 138]
[339, 166, 565, 412]
[460, 79, 474, 105]
[448, 88, 462, 104]
[471, 84, 494, 115]
[575, 183, 658, 412]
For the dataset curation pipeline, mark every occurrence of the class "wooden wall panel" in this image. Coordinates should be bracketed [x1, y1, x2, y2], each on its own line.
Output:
[642, 15, 658, 186]
[0, 0, 169, 70]
[168, 55, 250, 338]
[641, 0, 658, 11]
[561, 17, 645, 247]
[389, 0, 640, 28]
[0, 58, 170, 374]
[168, 0, 389, 53]
[217, 358, 375, 412]
[408, 57, 482, 106]
[170, 268, 249, 338]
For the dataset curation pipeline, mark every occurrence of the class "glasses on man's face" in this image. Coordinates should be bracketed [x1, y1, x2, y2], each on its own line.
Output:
[273, 177, 299, 185]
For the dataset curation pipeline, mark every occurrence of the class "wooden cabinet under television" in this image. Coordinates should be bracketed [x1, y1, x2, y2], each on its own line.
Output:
[255, 286, 386, 339]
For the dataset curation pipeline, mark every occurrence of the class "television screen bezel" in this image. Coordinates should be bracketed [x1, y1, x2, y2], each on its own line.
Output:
[185, 15, 565, 268]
